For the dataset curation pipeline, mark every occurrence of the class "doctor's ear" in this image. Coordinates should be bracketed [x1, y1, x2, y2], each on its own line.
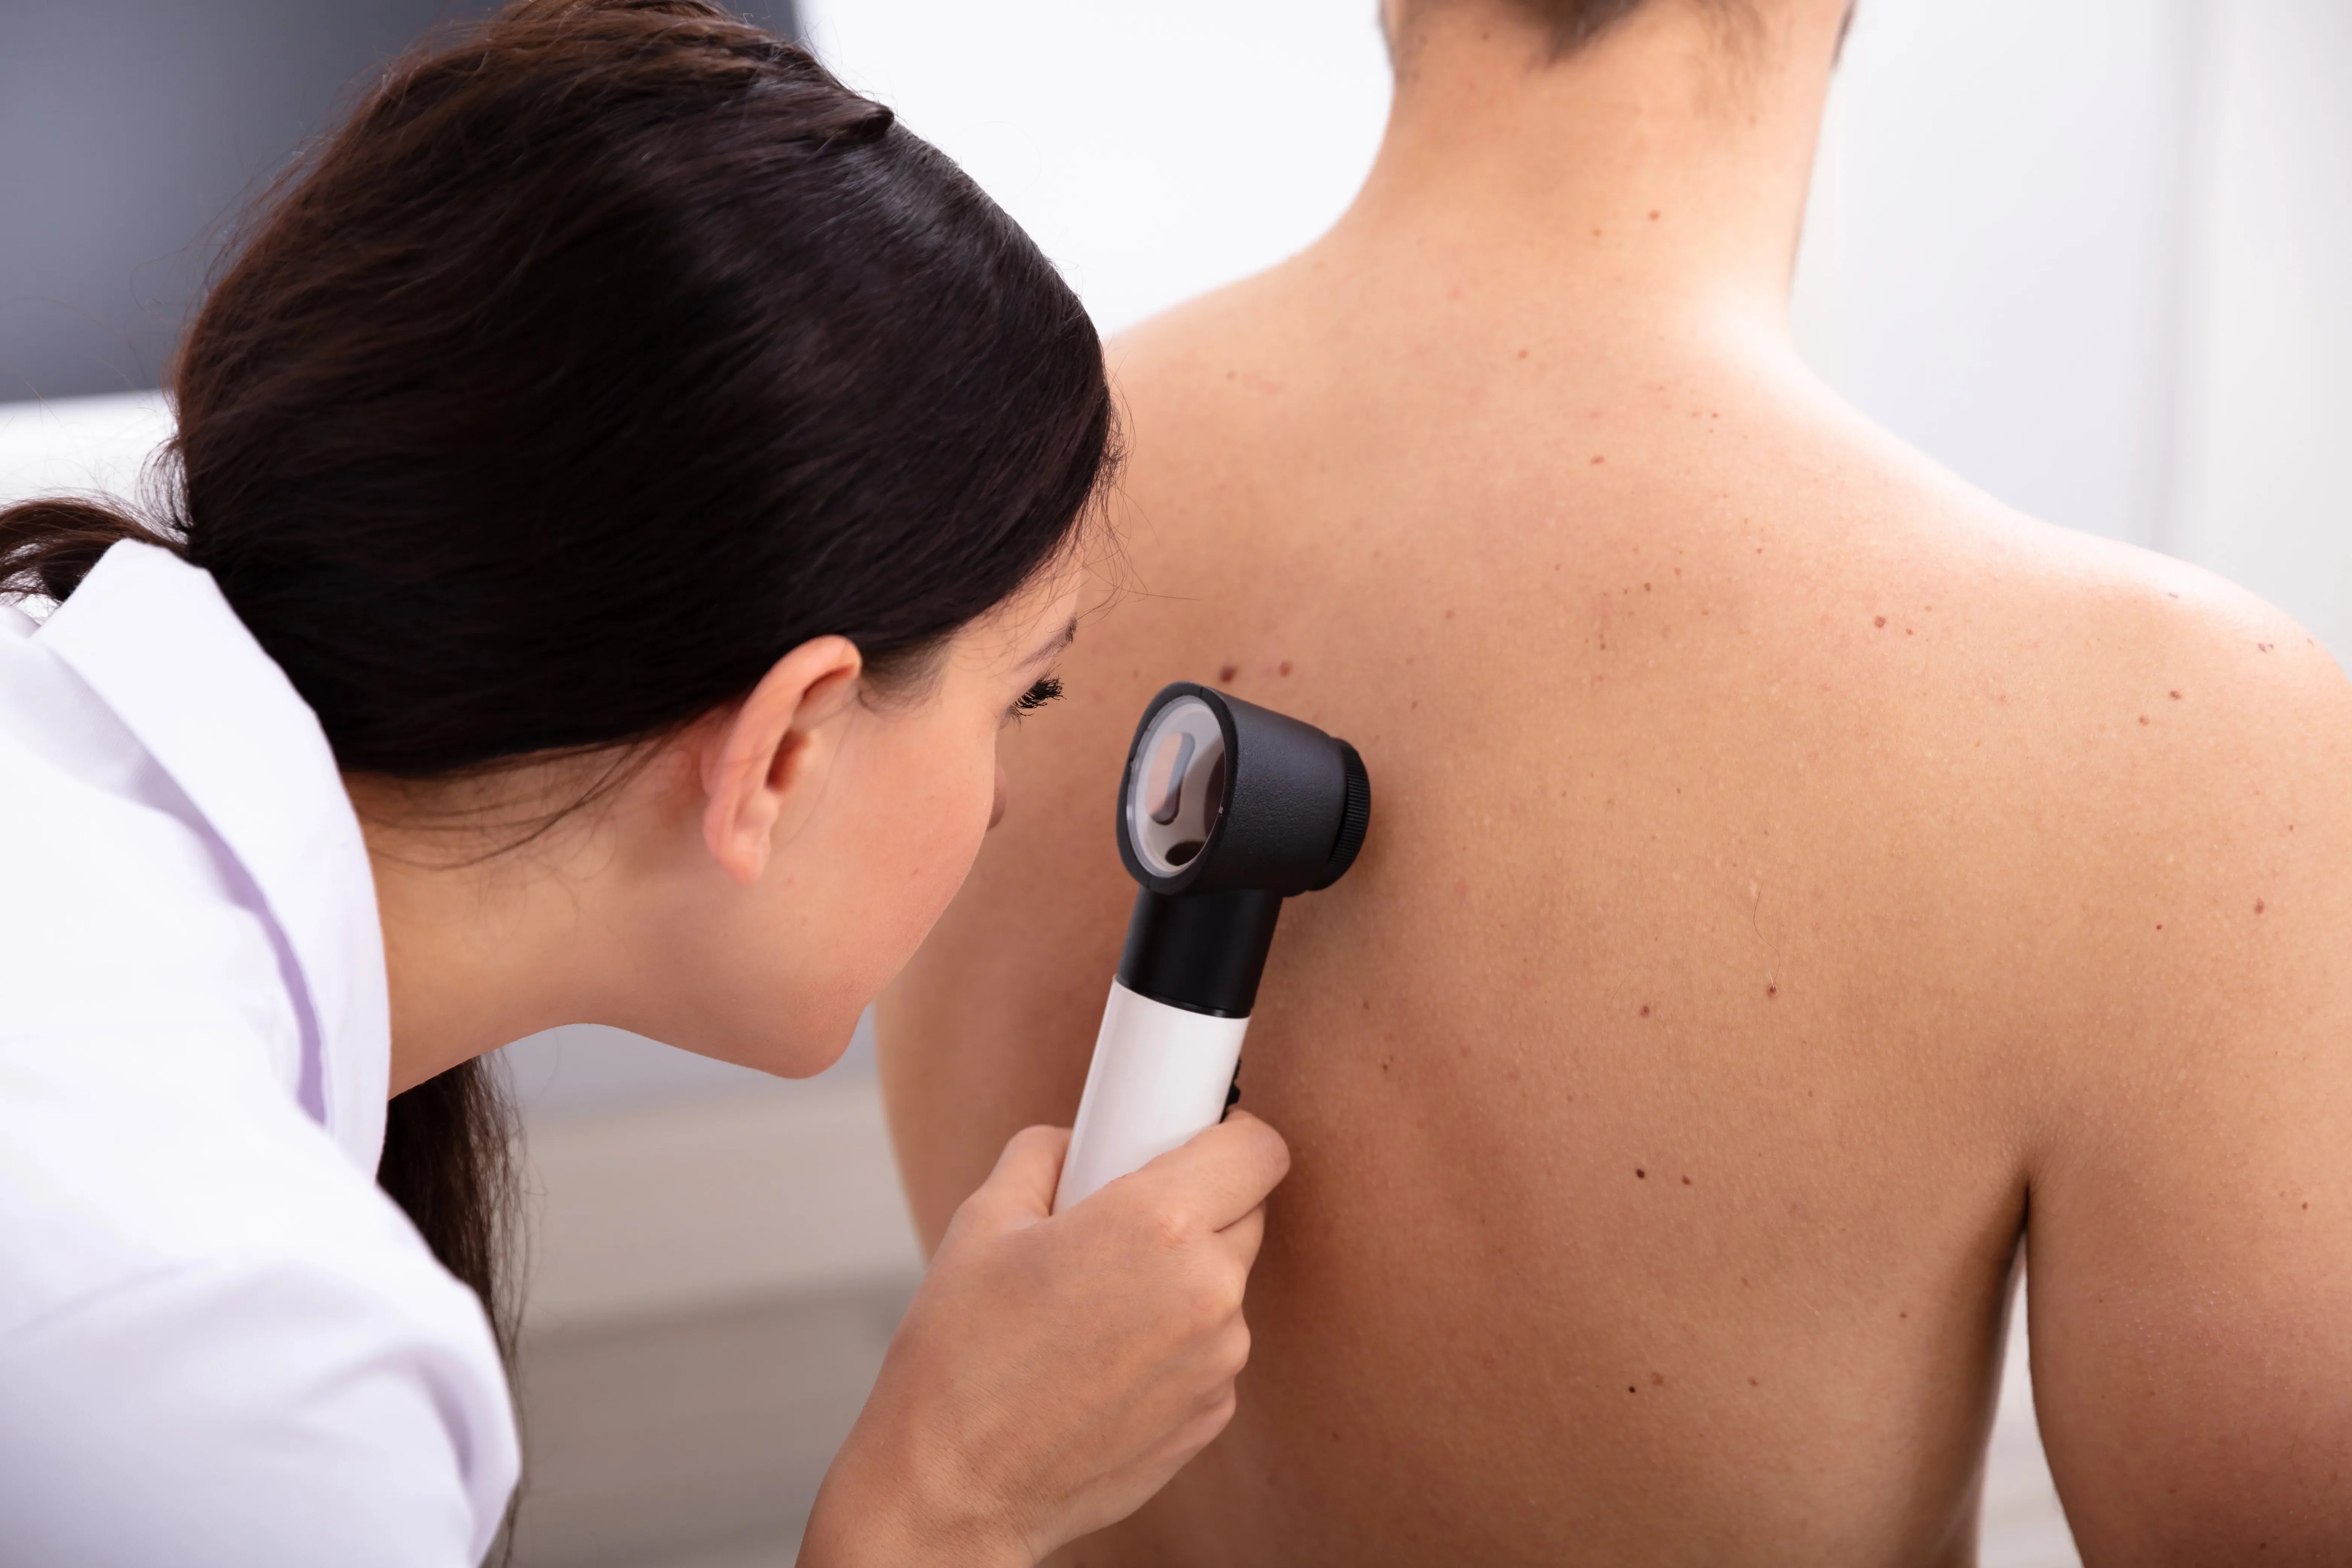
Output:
[698, 637, 865, 884]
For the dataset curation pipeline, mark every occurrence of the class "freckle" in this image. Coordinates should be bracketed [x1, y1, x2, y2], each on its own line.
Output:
[1648, 209, 1661, 220]
[1217, 663, 1238, 682]
[1636, 1169, 1646, 1179]
[2170, 690, 2183, 700]
[1644, 582, 1652, 592]
[1639, 1005, 1650, 1017]
[2156, 924, 2163, 931]
[1906, 628, 1914, 636]
[1766, 984, 1778, 998]
[2169, 592, 2180, 599]
[1279, 660, 1293, 676]
[1874, 617, 1886, 629]
[1517, 347, 1529, 359]
[1650, 1372, 1665, 1387]
[2259, 642, 2274, 652]
[1591, 454, 1606, 466]
[1445, 608, 1455, 620]
[2139, 716, 2150, 725]
[1748, 1377, 1759, 1387]
[1900, 1311, 1908, 1319]
[1681, 1176, 1691, 1185]
[2256, 900, 2266, 914]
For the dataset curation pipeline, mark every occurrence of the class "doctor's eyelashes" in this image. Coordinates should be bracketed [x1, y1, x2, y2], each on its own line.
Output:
[1011, 674, 1065, 719]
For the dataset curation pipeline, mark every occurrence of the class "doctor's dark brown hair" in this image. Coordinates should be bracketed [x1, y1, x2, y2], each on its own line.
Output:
[0, 0, 1114, 1347]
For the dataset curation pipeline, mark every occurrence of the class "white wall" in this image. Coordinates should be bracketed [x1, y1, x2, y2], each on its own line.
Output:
[1813, 0, 2204, 547]
[2171, 0, 2352, 657]
[800, 0, 1393, 337]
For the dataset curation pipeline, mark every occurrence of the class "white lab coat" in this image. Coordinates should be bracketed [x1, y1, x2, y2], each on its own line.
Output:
[0, 541, 517, 1566]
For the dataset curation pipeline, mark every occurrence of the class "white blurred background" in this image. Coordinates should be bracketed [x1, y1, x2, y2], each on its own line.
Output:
[4, 2, 2347, 1564]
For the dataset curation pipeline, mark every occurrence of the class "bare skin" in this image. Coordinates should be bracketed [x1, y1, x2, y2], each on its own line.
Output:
[881, 0, 2352, 1561]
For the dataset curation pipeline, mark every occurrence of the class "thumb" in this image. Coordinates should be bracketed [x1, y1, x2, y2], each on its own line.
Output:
[970, 1124, 1072, 1227]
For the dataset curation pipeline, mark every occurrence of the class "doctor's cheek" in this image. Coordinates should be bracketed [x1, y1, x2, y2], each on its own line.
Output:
[988, 757, 1009, 830]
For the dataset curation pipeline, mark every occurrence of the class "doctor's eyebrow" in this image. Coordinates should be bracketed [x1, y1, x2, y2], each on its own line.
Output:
[1022, 617, 1078, 668]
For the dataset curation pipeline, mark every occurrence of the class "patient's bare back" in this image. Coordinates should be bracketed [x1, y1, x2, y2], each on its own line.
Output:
[883, 7, 2352, 1557]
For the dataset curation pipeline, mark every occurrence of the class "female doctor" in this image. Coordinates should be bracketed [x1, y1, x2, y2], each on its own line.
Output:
[0, 3, 1290, 1564]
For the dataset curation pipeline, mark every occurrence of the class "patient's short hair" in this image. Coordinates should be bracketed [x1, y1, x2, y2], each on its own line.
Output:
[1396, 0, 1748, 57]
[1516, 0, 1659, 53]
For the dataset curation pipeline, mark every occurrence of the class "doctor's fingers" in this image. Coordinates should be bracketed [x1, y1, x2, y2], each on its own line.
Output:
[1120, 1110, 1291, 1237]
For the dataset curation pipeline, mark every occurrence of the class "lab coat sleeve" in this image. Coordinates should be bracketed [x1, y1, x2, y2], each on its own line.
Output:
[0, 1258, 514, 1568]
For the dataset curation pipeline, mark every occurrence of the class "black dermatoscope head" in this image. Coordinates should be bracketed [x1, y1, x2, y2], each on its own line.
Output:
[1113, 684, 1372, 1018]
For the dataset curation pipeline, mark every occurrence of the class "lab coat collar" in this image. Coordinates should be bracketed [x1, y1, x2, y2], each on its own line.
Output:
[38, 541, 391, 1172]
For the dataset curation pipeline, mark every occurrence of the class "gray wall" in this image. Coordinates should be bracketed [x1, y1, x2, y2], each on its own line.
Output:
[0, 0, 800, 401]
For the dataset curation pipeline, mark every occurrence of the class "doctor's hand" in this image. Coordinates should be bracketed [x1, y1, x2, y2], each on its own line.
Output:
[797, 1111, 1290, 1568]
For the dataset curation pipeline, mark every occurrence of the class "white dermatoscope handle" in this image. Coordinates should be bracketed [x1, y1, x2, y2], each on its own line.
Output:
[1052, 980, 1250, 1213]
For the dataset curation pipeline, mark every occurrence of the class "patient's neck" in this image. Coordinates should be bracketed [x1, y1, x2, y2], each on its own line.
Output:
[1337, 0, 1848, 331]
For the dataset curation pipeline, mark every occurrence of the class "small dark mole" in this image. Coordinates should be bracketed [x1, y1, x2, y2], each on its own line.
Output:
[1900, 1311, 1908, 1320]
[1644, 582, 1653, 592]
[1766, 984, 1778, 998]
[1636, 1169, 1647, 1179]
[1592, 227, 1602, 238]
[1217, 663, 1238, 682]
[2139, 716, 2151, 726]
[2170, 690, 2183, 700]
[1874, 616, 1887, 629]
[2304, 1202, 2310, 1210]
[1517, 348, 1529, 360]
[1639, 1005, 1651, 1018]
[1748, 1377, 1759, 1387]
[1906, 628, 1914, 637]
[1591, 454, 1607, 466]
[1445, 608, 1455, 620]
[1628, 1385, 1638, 1394]
[1648, 209, 1661, 221]
[1681, 1176, 1691, 1186]
[1650, 1372, 1665, 1387]
[2156, 924, 2163, 931]
[2256, 899, 2266, 914]
[1279, 660, 1294, 677]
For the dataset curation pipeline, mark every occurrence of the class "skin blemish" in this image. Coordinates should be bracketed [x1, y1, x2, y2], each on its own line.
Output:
[1518, 348, 1529, 359]
[1766, 984, 1778, 999]
[1217, 663, 1238, 682]
[2259, 643, 2274, 653]
[1636, 1169, 1647, 1180]
[1648, 209, 1661, 221]
[2139, 716, 2151, 726]
[1681, 1176, 1691, 1186]
[1445, 608, 1456, 620]
[2256, 900, 2266, 914]
[2170, 690, 2183, 700]
[1874, 617, 1887, 629]
[1748, 1377, 1760, 1387]
[1591, 454, 1607, 466]
[1279, 660, 1294, 677]
[1639, 1005, 1651, 1018]
[1629, 1385, 1638, 1394]
[1650, 1373, 1666, 1387]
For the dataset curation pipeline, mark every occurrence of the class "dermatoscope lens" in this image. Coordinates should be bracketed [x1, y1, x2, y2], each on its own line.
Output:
[1129, 696, 1227, 875]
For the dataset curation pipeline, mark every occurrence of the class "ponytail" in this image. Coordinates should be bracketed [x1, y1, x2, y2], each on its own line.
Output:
[0, 495, 184, 604]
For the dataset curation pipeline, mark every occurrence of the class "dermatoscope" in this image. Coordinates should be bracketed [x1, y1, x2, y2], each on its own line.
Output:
[1052, 683, 1371, 1213]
